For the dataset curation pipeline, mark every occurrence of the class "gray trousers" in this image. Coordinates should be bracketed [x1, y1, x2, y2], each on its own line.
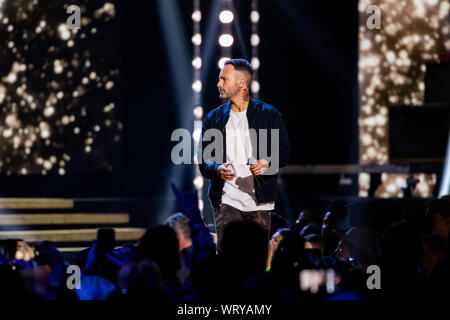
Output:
[214, 203, 271, 252]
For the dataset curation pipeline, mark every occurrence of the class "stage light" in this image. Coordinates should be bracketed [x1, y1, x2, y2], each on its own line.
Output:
[192, 80, 202, 92]
[191, 0, 204, 216]
[219, 10, 234, 24]
[250, 10, 260, 23]
[250, 34, 260, 46]
[251, 80, 260, 93]
[192, 128, 201, 142]
[193, 176, 204, 189]
[193, 106, 203, 119]
[57, 23, 71, 40]
[191, 33, 202, 46]
[218, 57, 231, 69]
[218, 34, 233, 47]
[191, 10, 201, 22]
[192, 57, 202, 69]
[251, 57, 260, 70]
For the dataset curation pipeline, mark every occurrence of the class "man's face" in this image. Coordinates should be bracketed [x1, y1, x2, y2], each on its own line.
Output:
[322, 211, 338, 237]
[217, 65, 239, 100]
[335, 239, 351, 259]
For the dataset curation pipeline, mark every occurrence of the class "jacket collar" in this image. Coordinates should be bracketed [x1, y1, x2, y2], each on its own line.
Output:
[223, 97, 255, 115]
[221, 97, 256, 128]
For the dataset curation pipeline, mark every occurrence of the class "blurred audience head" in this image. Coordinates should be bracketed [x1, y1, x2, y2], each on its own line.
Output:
[166, 212, 192, 251]
[304, 233, 324, 258]
[116, 259, 164, 300]
[322, 203, 345, 237]
[138, 225, 180, 280]
[334, 227, 374, 270]
[296, 208, 314, 225]
[220, 220, 269, 275]
[300, 223, 321, 239]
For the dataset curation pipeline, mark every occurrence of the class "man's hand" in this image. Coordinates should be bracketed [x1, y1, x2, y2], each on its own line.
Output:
[217, 161, 235, 181]
[250, 159, 269, 176]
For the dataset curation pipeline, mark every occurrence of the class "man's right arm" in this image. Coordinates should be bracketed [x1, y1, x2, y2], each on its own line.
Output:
[198, 116, 220, 180]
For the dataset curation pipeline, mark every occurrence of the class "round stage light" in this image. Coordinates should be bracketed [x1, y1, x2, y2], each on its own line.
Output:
[193, 106, 203, 119]
[193, 175, 204, 188]
[219, 10, 234, 23]
[191, 33, 202, 46]
[250, 10, 260, 23]
[250, 34, 260, 46]
[219, 34, 233, 47]
[192, 80, 202, 92]
[192, 57, 202, 69]
[251, 80, 260, 93]
[192, 10, 202, 22]
[218, 57, 231, 69]
[251, 57, 260, 70]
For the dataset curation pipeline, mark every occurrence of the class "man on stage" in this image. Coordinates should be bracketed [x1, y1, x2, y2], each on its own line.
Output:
[199, 59, 290, 251]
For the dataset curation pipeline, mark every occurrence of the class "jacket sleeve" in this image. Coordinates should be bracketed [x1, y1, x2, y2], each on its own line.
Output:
[198, 115, 220, 179]
[274, 110, 290, 168]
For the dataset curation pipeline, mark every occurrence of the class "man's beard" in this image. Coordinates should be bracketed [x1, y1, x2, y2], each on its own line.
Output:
[219, 88, 237, 101]
[219, 89, 230, 101]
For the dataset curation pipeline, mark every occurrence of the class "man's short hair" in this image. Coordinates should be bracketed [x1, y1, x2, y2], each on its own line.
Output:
[166, 212, 191, 240]
[224, 59, 253, 85]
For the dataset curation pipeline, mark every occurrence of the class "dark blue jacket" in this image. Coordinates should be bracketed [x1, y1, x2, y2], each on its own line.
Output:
[199, 98, 290, 209]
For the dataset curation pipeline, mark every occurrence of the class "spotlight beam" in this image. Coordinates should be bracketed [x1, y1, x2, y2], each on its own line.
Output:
[155, 0, 194, 222]
[439, 129, 450, 197]
[201, 0, 221, 85]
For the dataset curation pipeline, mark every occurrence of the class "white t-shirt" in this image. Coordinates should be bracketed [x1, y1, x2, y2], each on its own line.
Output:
[221, 109, 275, 211]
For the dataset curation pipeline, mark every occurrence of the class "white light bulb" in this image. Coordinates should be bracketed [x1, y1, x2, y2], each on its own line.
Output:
[192, 80, 202, 92]
[250, 11, 260, 23]
[193, 106, 203, 118]
[192, 10, 201, 22]
[219, 10, 234, 23]
[193, 176, 204, 188]
[251, 57, 260, 70]
[192, 57, 202, 69]
[218, 57, 231, 69]
[219, 34, 233, 47]
[192, 33, 202, 46]
[251, 80, 260, 93]
[250, 34, 260, 46]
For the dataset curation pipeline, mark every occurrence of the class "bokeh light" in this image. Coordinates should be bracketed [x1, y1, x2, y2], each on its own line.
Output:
[0, 1, 122, 175]
[358, 0, 449, 197]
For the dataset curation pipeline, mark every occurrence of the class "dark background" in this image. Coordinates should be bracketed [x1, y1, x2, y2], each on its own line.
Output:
[1, 0, 358, 199]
